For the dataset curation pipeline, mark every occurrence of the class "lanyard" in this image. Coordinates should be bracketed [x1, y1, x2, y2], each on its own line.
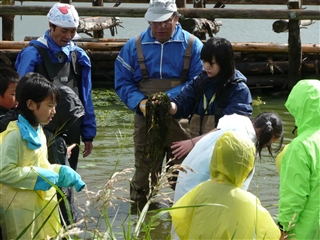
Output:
[203, 93, 216, 114]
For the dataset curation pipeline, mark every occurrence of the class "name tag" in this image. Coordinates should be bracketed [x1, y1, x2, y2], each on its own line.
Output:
[60, 76, 68, 83]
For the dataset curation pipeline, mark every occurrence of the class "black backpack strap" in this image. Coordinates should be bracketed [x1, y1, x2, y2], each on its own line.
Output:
[32, 43, 78, 80]
[31, 44, 57, 81]
[214, 78, 245, 126]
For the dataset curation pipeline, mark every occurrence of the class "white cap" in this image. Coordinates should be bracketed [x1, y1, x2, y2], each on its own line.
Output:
[144, 0, 177, 22]
[47, 3, 79, 28]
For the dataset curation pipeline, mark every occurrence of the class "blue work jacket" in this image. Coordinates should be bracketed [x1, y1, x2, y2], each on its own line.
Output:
[15, 30, 96, 142]
[114, 24, 203, 112]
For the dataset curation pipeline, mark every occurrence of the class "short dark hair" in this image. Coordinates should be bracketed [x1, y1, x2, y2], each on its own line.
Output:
[16, 72, 60, 126]
[0, 67, 20, 96]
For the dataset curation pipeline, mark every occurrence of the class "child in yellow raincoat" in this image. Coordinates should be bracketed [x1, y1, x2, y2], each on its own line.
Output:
[0, 73, 85, 239]
[170, 131, 280, 239]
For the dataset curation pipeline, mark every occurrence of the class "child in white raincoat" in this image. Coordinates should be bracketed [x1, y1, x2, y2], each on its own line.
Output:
[174, 112, 283, 203]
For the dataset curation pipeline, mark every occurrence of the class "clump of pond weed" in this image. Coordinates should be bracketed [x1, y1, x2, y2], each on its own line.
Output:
[143, 92, 171, 163]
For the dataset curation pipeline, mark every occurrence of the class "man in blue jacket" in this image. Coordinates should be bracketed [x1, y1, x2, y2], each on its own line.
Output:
[15, 3, 96, 171]
[114, 0, 203, 205]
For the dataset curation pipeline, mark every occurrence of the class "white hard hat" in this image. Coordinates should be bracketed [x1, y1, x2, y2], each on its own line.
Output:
[47, 3, 79, 28]
[144, 0, 177, 22]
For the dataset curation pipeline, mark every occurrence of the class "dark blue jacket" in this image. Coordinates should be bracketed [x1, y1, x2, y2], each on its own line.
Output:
[172, 70, 252, 119]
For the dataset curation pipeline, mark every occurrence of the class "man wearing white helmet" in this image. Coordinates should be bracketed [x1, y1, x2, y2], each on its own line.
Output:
[15, 2, 96, 226]
[114, 0, 203, 207]
[16, 3, 96, 167]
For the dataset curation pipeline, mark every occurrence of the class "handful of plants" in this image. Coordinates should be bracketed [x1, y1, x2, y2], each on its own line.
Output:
[143, 92, 171, 162]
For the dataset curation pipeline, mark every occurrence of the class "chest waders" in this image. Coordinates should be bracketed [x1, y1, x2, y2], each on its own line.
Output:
[130, 34, 195, 202]
[31, 44, 82, 224]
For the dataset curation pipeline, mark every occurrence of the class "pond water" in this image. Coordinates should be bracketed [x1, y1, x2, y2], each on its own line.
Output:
[73, 86, 296, 239]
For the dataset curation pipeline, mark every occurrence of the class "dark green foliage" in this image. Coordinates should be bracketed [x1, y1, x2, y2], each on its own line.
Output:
[143, 92, 171, 163]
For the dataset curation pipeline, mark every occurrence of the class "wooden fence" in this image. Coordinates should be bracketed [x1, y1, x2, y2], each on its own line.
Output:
[0, 0, 319, 89]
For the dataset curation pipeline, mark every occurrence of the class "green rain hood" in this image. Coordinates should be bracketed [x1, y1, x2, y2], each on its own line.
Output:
[278, 79, 320, 239]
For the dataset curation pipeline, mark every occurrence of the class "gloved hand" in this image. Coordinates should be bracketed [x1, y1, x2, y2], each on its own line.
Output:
[139, 99, 147, 117]
[34, 167, 59, 191]
[57, 165, 86, 192]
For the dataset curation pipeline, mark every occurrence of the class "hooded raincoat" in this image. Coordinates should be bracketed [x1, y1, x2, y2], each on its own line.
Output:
[170, 131, 280, 239]
[278, 79, 320, 239]
[0, 121, 61, 239]
[174, 114, 256, 202]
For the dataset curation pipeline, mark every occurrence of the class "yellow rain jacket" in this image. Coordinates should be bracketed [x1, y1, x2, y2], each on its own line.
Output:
[278, 79, 320, 239]
[170, 131, 280, 239]
[0, 121, 61, 239]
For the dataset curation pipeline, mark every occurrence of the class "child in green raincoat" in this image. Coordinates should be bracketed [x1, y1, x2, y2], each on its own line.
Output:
[277, 79, 320, 239]
[0, 73, 85, 239]
[170, 131, 280, 239]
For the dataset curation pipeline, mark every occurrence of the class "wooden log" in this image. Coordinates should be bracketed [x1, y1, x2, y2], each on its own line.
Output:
[77, 16, 123, 37]
[1, 41, 319, 54]
[272, 19, 316, 33]
[176, 0, 186, 8]
[2, 0, 15, 41]
[1, 6, 320, 21]
[180, 18, 222, 38]
[9, 0, 320, 5]
[246, 74, 287, 89]
[236, 59, 320, 75]
[85, 50, 120, 60]
[24, 36, 129, 42]
[287, 0, 302, 89]
[92, 0, 104, 38]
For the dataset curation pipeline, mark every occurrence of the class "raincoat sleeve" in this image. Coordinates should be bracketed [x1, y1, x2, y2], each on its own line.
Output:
[278, 142, 310, 232]
[114, 37, 147, 112]
[76, 47, 96, 142]
[222, 81, 253, 117]
[0, 130, 60, 189]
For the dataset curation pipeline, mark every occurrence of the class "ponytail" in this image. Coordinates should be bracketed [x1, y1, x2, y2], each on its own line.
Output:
[252, 112, 284, 158]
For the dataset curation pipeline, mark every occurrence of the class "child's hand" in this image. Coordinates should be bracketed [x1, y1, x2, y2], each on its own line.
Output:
[171, 139, 195, 159]
[67, 143, 77, 159]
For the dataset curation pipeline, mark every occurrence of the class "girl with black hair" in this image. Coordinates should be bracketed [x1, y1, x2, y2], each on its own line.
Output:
[171, 37, 252, 139]
[0, 72, 85, 239]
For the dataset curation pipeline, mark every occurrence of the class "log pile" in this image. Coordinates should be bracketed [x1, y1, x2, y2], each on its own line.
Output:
[0, 38, 319, 89]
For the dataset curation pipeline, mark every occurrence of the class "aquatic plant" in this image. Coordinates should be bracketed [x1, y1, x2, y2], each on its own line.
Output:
[142, 92, 171, 163]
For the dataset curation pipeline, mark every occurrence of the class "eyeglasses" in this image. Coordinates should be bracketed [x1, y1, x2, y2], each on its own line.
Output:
[150, 15, 176, 28]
